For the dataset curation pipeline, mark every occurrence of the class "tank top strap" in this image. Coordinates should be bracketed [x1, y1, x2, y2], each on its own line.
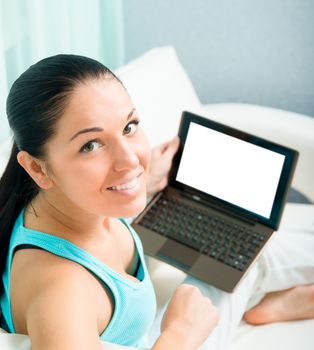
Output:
[11, 210, 145, 288]
[118, 218, 147, 280]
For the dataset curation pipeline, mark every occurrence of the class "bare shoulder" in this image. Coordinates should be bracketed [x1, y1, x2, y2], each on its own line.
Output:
[11, 249, 112, 349]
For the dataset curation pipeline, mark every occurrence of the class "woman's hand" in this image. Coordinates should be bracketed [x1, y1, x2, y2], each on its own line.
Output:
[159, 284, 219, 349]
[146, 137, 180, 198]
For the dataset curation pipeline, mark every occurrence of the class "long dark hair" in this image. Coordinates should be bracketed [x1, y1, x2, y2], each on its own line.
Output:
[0, 54, 121, 294]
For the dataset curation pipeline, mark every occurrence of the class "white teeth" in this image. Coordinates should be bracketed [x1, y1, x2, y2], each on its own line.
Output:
[108, 177, 139, 191]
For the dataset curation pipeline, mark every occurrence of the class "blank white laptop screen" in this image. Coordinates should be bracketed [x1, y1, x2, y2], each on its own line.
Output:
[176, 122, 285, 218]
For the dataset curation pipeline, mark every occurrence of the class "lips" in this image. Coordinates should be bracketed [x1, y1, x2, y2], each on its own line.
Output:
[107, 173, 142, 191]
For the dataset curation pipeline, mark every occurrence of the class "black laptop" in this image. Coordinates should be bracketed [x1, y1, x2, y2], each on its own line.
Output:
[132, 111, 298, 292]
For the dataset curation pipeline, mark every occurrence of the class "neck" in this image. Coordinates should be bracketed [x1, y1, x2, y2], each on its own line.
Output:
[27, 191, 111, 244]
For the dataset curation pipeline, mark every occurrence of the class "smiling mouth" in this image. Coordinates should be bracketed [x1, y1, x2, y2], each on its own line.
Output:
[107, 175, 141, 191]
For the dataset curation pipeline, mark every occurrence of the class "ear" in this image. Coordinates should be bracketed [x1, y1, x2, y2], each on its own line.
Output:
[17, 151, 54, 190]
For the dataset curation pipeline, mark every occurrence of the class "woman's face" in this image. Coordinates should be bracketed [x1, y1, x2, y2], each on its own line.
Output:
[44, 77, 150, 218]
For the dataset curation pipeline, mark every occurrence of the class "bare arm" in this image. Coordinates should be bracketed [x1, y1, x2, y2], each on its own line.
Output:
[25, 261, 110, 350]
[152, 284, 219, 350]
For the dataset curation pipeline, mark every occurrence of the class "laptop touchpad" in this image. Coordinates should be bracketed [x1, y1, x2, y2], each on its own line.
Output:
[157, 240, 199, 270]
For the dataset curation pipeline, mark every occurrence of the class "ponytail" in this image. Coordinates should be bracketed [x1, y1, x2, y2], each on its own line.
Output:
[0, 141, 38, 292]
[1, 53, 120, 295]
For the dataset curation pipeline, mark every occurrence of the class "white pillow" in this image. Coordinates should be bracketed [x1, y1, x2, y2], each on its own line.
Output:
[115, 46, 204, 146]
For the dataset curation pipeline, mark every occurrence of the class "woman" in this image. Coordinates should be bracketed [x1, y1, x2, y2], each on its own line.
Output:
[0, 54, 313, 350]
[0, 54, 218, 350]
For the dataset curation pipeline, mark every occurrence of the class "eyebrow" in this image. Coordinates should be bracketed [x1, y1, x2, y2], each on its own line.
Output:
[69, 108, 136, 142]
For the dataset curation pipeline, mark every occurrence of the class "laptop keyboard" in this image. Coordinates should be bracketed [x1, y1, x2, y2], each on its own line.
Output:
[138, 194, 266, 271]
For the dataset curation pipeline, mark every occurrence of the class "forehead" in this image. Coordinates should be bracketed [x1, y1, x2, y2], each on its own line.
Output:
[57, 78, 133, 132]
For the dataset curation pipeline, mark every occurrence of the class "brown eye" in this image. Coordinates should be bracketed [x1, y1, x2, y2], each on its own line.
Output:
[79, 140, 102, 153]
[123, 120, 140, 135]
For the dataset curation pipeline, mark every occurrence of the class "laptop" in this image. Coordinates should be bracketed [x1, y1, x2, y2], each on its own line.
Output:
[132, 111, 298, 292]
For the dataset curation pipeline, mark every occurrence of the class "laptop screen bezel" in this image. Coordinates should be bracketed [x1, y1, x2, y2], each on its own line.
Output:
[169, 111, 299, 229]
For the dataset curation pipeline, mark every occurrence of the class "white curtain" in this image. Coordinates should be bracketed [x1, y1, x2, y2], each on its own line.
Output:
[0, 0, 124, 143]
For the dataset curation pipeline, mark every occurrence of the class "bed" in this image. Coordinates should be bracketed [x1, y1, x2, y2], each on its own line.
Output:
[0, 46, 313, 349]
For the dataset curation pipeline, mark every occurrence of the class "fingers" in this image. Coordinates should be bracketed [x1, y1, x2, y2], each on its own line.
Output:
[152, 136, 180, 157]
[147, 137, 180, 197]
[162, 136, 180, 158]
[160, 283, 219, 349]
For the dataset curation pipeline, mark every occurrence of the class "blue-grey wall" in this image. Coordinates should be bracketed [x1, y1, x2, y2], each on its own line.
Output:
[123, 0, 314, 117]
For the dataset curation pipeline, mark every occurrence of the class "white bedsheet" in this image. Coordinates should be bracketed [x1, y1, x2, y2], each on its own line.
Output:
[1, 46, 313, 349]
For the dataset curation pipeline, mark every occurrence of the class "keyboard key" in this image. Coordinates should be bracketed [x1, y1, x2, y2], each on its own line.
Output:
[139, 194, 262, 271]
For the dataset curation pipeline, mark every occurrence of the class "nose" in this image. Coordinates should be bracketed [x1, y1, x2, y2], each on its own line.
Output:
[111, 140, 140, 172]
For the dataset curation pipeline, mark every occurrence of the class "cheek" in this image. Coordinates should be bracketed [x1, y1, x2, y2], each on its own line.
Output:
[48, 157, 107, 194]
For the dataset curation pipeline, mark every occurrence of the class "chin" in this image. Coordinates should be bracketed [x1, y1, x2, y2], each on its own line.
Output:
[109, 193, 147, 219]
[123, 197, 147, 218]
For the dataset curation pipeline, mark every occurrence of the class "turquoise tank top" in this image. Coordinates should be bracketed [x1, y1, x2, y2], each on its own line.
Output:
[0, 209, 157, 347]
